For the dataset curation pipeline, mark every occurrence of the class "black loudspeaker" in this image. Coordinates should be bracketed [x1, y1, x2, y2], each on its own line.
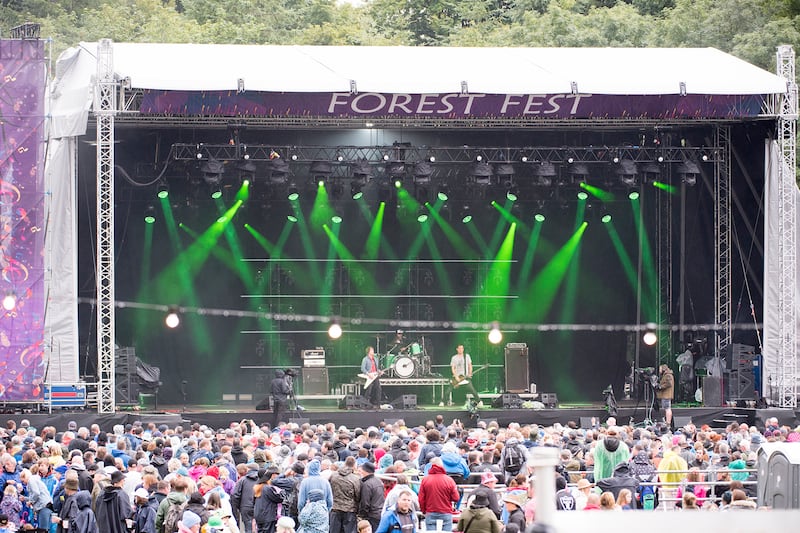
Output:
[302, 367, 329, 395]
[255, 396, 273, 411]
[491, 393, 522, 409]
[504, 344, 530, 392]
[725, 369, 755, 400]
[391, 394, 417, 409]
[540, 392, 558, 408]
[339, 395, 372, 410]
[702, 376, 723, 406]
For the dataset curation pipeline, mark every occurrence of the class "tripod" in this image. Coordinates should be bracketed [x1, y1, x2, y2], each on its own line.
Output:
[286, 374, 304, 419]
[629, 373, 656, 427]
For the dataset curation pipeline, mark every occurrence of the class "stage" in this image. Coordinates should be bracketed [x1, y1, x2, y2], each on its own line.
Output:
[4, 401, 797, 434]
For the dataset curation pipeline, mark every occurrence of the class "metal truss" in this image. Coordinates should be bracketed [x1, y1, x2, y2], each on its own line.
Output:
[95, 39, 117, 414]
[776, 45, 798, 408]
[656, 168, 674, 364]
[172, 143, 716, 165]
[714, 125, 732, 359]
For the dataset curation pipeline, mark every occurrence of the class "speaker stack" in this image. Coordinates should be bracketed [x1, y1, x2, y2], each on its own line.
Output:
[390, 394, 418, 409]
[724, 343, 756, 401]
[504, 343, 529, 392]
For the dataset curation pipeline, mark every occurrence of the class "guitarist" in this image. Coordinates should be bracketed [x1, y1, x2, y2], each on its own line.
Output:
[450, 344, 483, 408]
[361, 346, 383, 408]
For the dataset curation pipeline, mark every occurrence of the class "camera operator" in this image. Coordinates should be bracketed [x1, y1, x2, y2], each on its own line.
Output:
[271, 369, 293, 428]
[655, 364, 675, 428]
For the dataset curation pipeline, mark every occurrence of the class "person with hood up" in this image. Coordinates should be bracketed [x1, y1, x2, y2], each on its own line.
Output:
[69, 490, 99, 533]
[94, 470, 131, 533]
[595, 462, 639, 508]
[426, 442, 469, 482]
[418, 458, 458, 532]
[657, 445, 687, 510]
[330, 456, 360, 533]
[231, 464, 260, 533]
[374, 491, 416, 533]
[151, 447, 170, 479]
[178, 510, 202, 533]
[298, 489, 329, 533]
[133, 487, 157, 533]
[298, 461, 333, 513]
[592, 428, 630, 482]
[456, 493, 501, 533]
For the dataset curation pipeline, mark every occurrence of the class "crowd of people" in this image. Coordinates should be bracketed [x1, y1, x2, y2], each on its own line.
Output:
[0, 413, 793, 533]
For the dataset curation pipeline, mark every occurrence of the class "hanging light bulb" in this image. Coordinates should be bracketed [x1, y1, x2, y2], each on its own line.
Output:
[488, 322, 503, 344]
[165, 307, 180, 329]
[643, 323, 657, 346]
[328, 321, 343, 339]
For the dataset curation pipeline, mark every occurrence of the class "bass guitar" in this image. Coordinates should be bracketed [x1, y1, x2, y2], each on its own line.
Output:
[451, 363, 490, 388]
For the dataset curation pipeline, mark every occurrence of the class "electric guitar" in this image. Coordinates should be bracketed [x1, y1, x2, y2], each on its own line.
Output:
[358, 360, 395, 389]
[451, 363, 490, 388]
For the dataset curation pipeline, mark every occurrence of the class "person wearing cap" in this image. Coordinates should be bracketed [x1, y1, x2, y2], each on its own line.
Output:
[179, 510, 202, 533]
[132, 487, 157, 533]
[456, 491, 501, 533]
[95, 469, 132, 533]
[20, 466, 54, 532]
[277, 516, 296, 533]
[500, 492, 525, 531]
[357, 463, 384, 532]
[254, 468, 282, 533]
[469, 472, 501, 519]
[374, 491, 416, 533]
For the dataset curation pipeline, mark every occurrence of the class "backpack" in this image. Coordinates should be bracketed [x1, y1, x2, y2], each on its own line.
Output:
[637, 481, 658, 510]
[163, 500, 186, 533]
[280, 483, 299, 518]
[504, 445, 522, 473]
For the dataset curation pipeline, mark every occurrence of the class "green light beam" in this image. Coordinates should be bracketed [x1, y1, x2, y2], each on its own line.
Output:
[652, 181, 678, 195]
[426, 201, 478, 259]
[630, 197, 659, 320]
[310, 182, 334, 230]
[365, 202, 386, 260]
[516, 219, 543, 293]
[580, 182, 616, 202]
[604, 221, 638, 292]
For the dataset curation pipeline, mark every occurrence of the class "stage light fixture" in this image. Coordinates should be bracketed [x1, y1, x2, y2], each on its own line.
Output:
[328, 321, 343, 339]
[351, 181, 364, 200]
[156, 181, 169, 199]
[394, 178, 403, 188]
[601, 214, 612, 223]
[488, 323, 503, 344]
[534, 213, 546, 222]
[352, 158, 373, 179]
[495, 163, 515, 177]
[269, 158, 290, 184]
[165, 307, 180, 329]
[471, 161, 493, 185]
[676, 160, 700, 183]
[287, 214, 298, 223]
[144, 205, 156, 224]
[417, 209, 429, 223]
[576, 191, 588, 201]
[287, 183, 300, 201]
[210, 186, 223, 200]
[437, 184, 450, 202]
[461, 206, 473, 224]
[628, 190, 640, 200]
[568, 162, 590, 180]
[643, 323, 658, 346]
[683, 175, 697, 186]
[332, 214, 343, 224]
[506, 186, 519, 202]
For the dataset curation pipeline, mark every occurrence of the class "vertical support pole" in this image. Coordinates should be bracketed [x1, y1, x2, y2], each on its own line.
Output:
[714, 125, 732, 363]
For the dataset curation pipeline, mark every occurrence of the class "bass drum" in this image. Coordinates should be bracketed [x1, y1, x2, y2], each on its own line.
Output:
[394, 356, 416, 378]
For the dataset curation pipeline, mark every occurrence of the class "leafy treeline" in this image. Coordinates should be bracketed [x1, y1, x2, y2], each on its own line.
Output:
[1, 0, 799, 71]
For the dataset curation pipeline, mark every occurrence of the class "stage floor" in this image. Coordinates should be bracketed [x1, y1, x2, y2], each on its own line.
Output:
[5, 401, 798, 433]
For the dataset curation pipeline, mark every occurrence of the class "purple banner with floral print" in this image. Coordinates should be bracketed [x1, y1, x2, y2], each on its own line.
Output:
[141, 89, 766, 119]
[0, 39, 47, 401]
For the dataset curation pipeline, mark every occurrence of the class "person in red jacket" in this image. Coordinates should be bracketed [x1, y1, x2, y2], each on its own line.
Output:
[418, 458, 458, 532]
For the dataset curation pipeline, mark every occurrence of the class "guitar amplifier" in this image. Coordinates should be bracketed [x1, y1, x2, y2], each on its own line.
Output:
[302, 349, 325, 359]
[302, 367, 329, 395]
[303, 358, 326, 367]
[504, 343, 530, 392]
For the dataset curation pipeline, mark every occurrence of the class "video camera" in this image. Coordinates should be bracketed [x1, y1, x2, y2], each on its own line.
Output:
[636, 367, 659, 388]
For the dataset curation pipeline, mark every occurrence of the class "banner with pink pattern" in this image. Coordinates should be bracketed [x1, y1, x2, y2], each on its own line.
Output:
[0, 39, 46, 401]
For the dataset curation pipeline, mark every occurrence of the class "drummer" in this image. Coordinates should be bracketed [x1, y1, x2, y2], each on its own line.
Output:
[450, 344, 483, 408]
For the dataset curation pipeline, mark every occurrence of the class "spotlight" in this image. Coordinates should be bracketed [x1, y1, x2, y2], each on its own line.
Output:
[165, 307, 180, 329]
[506, 187, 519, 202]
[471, 161, 492, 185]
[269, 158, 290, 184]
[394, 178, 403, 189]
[460, 206, 472, 224]
[534, 213, 546, 222]
[287, 214, 298, 223]
[488, 323, 503, 344]
[643, 324, 658, 346]
[601, 214, 612, 223]
[2, 293, 17, 311]
[413, 161, 433, 184]
[628, 190, 640, 200]
[157, 182, 169, 199]
[210, 186, 223, 200]
[576, 191, 588, 201]
[351, 181, 364, 200]
[200, 159, 224, 183]
[287, 183, 299, 201]
[437, 184, 450, 202]
[331, 214, 343, 224]
[144, 205, 156, 224]
[417, 209, 429, 223]
[328, 321, 343, 339]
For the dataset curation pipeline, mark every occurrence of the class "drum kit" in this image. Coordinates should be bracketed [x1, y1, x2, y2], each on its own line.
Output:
[383, 338, 432, 378]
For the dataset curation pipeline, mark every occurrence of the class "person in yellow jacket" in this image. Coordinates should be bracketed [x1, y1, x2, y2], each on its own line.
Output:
[657, 446, 687, 510]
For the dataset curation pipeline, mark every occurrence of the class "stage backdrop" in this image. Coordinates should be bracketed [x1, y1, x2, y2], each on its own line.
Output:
[0, 39, 47, 401]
